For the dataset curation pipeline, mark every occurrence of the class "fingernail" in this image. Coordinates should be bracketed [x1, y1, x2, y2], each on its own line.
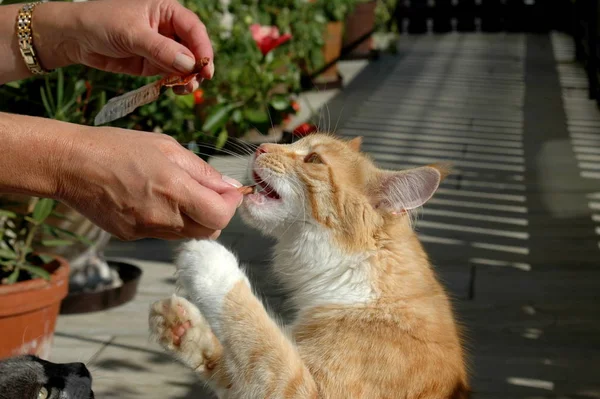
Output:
[173, 53, 195, 73]
[191, 79, 199, 92]
[237, 196, 244, 208]
[222, 175, 242, 188]
[206, 60, 214, 79]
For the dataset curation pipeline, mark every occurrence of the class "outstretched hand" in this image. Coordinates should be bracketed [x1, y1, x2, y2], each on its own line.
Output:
[56, 128, 243, 241]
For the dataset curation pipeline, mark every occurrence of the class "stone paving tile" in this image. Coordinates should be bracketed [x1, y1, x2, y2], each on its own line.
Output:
[49, 333, 111, 365]
[474, 267, 600, 302]
[87, 336, 215, 399]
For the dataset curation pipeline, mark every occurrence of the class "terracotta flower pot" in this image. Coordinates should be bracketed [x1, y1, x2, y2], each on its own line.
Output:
[342, 1, 377, 58]
[317, 21, 344, 83]
[0, 257, 69, 361]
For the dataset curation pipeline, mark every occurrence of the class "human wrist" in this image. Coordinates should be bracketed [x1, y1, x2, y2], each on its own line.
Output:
[0, 112, 77, 200]
[32, 1, 82, 71]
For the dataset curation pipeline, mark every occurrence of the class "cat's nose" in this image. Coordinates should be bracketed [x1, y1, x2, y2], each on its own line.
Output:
[256, 146, 267, 156]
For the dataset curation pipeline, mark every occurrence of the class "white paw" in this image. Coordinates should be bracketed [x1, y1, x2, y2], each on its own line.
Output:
[175, 240, 249, 335]
[149, 295, 219, 373]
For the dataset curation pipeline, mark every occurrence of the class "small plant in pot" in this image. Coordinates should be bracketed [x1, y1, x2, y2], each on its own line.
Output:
[192, 9, 301, 148]
[308, 0, 356, 88]
[0, 197, 89, 360]
[342, 0, 379, 59]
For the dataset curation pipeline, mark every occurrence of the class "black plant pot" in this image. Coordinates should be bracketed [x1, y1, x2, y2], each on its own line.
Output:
[59, 261, 142, 314]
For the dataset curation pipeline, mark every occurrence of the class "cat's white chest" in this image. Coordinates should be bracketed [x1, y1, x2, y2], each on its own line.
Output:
[272, 229, 376, 310]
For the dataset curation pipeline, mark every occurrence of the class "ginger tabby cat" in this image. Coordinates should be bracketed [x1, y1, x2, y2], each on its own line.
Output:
[149, 133, 469, 399]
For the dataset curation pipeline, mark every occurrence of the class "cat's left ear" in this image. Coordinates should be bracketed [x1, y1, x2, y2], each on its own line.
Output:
[347, 136, 362, 152]
[374, 163, 451, 212]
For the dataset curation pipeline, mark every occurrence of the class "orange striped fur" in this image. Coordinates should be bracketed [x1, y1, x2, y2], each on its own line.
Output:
[149, 133, 469, 398]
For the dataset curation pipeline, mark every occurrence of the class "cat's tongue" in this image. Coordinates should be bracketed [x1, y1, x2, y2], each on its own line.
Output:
[253, 172, 281, 199]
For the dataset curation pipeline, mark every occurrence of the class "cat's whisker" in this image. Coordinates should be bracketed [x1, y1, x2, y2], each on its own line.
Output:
[332, 105, 345, 135]
[225, 137, 258, 156]
[193, 144, 250, 162]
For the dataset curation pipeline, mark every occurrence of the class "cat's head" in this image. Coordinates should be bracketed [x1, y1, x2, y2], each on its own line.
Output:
[0, 355, 94, 399]
[239, 133, 449, 250]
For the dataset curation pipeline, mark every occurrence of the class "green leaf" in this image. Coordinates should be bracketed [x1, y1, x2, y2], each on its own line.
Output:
[50, 211, 70, 220]
[5, 81, 20, 89]
[269, 95, 290, 111]
[40, 239, 73, 247]
[21, 264, 51, 281]
[202, 104, 237, 134]
[232, 109, 243, 124]
[215, 129, 228, 150]
[37, 254, 55, 264]
[0, 210, 17, 218]
[32, 198, 55, 223]
[44, 225, 93, 246]
[40, 86, 54, 117]
[0, 248, 18, 260]
[0, 259, 16, 267]
[6, 267, 20, 284]
[243, 107, 270, 124]
[174, 92, 195, 109]
[44, 76, 56, 115]
[57, 69, 64, 108]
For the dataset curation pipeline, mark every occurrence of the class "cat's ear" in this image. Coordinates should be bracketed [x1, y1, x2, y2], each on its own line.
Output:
[347, 136, 362, 152]
[375, 164, 450, 212]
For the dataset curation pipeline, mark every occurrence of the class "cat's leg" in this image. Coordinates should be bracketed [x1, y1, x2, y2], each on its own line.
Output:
[176, 240, 318, 399]
[149, 295, 231, 395]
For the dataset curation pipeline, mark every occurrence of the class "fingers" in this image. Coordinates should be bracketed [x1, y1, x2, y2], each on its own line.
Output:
[133, 29, 197, 75]
[168, 4, 214, 80]
[179, 179, 242, 232]
[180, 215, 221, 239]
[172, 77, 201, 95]
[168, 147, 243, 194]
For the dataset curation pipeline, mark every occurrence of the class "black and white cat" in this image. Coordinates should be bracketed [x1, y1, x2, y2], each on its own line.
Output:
[0, 355, 94, 399]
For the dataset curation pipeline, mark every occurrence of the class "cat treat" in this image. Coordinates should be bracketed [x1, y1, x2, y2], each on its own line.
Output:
[237, 185, 256, 195]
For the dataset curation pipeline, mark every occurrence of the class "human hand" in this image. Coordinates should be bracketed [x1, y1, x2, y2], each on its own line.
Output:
[55, 127, 242, 241]
[35, 0, 212, 94]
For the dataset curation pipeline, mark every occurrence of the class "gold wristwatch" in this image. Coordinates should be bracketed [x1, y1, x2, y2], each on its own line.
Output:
[16, 1, 53, 75]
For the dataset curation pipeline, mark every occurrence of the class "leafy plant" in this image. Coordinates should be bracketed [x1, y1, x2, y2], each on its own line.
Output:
[0, 198, 91, 284]
[315, 0, 357, 22]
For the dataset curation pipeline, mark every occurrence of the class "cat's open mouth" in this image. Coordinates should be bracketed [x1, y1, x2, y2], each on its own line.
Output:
[253, 171, 281, 200]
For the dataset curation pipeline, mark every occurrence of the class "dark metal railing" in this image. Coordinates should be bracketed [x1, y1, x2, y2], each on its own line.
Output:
[393, 0, 555, 34]
[573, 0, 600, 104]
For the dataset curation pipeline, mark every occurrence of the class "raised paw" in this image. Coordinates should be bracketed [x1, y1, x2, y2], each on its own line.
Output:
[149, 295, 221, 373]
[174, 240, 249, 333]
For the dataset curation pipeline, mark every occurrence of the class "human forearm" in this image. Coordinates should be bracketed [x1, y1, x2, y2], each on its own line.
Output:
[0, 2, 79, 84]
[0, 112, 74, 199]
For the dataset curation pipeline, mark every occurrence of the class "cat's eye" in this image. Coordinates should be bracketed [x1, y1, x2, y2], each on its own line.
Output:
[37, 387, 49, 399]
[304, 152, 322, 164]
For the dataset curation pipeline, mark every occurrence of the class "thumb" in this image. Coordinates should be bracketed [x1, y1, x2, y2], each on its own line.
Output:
[174, 148, 244, 193]
[134, 30, 196, 74]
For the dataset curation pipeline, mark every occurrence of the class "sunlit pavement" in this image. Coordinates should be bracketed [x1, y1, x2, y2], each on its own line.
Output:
[53, 33, 600, 398]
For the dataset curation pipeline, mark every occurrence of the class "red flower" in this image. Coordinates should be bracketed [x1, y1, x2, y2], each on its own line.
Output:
[293, 123, 318, 137]
[291, 101, 300, 112]
[193, 89, 204, 105]
[250, 24, 292, 56]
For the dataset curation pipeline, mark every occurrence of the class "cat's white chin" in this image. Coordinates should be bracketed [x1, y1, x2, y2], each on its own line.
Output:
[246, 191, 280, 205]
